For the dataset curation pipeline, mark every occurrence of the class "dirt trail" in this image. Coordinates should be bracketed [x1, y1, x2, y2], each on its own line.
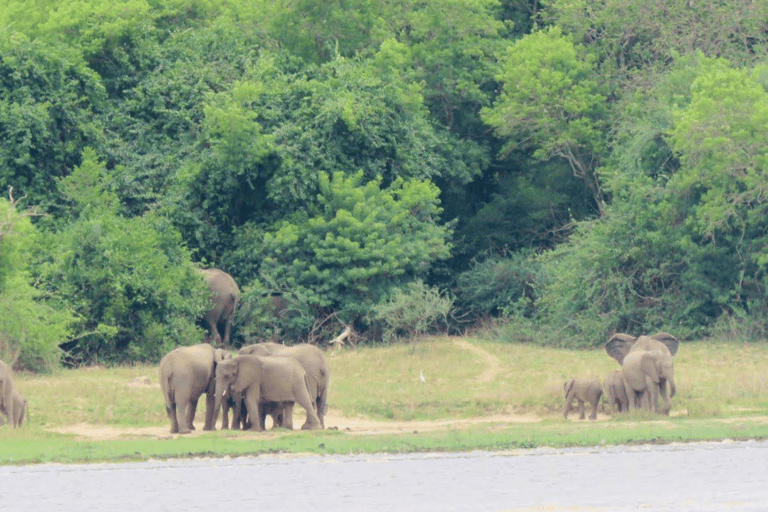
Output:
[453, 339, 500, 383]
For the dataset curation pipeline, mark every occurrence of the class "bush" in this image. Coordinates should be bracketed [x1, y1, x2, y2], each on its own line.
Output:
[369, 280, 454, 343]
[455, 250, 540, 321]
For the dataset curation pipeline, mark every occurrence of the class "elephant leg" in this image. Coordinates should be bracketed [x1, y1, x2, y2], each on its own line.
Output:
[658, 381, 672, 415]
[563, 388, 576, 419]
[222, 318, 233, 349]
[622, 380, 638, 411]
[577, 399, 586, 420]
[167, 403, 180, 434]
[244, 391, 263, 431]
[589, 399, 599, 421]
[296, 395, 321, 430]
[176, 401, 192, 434]
[187, 398, 198, 430]
[281, 403, 294, 430]
[643, 375, 659, 412]
[203, 391, 216, 431]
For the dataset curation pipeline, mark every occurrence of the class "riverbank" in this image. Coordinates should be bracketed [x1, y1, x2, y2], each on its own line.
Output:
[2, 336, 768, 464]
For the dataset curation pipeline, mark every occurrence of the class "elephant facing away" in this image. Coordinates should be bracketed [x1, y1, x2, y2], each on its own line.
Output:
[159, 343, 230, 434]
[213, 355, 322, 431]
[605, 332, 679, 415]
[197, 268, 240, 348]
[0, 388, 26, 427]
[563, 377, 602, 420]
[603, 370, 630, 414]
[0, 360, 19, 428]
[238, 342, 329, 428]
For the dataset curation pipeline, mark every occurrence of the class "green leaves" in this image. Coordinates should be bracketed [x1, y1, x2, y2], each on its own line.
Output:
[261, 171, 451, 323]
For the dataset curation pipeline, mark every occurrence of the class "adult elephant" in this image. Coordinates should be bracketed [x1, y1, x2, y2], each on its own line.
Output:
[605, 332, 679, 415]
[197, 268, 240, 348]
[213, 355, 322, 431]
[0, 360, 19, 427]
[238, 342, 329, 428]
[159, 343, 230, 434]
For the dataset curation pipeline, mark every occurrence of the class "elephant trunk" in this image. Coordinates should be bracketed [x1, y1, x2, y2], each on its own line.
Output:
[213, 379, 226, 428]
[668, 375, 676, 398]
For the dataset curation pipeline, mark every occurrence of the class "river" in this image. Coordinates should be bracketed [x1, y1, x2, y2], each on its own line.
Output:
[2, 440, 767, 511]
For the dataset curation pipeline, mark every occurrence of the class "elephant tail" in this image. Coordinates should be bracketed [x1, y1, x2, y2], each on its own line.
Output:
[563, 378, 575, 398]
[160, 370, 174, 413]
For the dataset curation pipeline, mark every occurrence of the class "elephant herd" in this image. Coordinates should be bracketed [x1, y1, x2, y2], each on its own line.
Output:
[564, 332, 680, 420]
[158, 342, 329, 434]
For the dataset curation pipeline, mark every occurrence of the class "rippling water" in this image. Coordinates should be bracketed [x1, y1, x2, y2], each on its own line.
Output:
[2, 440, 768, 511]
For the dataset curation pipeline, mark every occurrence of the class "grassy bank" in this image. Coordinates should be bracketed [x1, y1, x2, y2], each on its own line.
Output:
[2, 336, 768, 465]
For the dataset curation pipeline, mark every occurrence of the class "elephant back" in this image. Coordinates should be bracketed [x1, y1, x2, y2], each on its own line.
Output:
[605, 332, 679, 364]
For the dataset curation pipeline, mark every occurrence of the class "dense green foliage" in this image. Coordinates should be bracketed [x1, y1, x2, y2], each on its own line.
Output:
[0, 0, 767, 367]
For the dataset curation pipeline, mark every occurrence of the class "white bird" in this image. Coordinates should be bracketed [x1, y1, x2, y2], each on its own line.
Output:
[419, 370, 425, 383]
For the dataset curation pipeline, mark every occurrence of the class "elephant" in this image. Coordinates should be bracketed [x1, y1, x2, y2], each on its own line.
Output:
[213, 355, 322, 431]
[603, 370, 631, 414]
[238, 342, 329, 428]
[605, 332, 679, 415]
[220, 385, 249, 430]
[0, 388, 26, 427]
[197, 268, 240, 348]
[0, 360, 19, 428]
[159, 343, 231, 434]
[563, 377, 603, 420]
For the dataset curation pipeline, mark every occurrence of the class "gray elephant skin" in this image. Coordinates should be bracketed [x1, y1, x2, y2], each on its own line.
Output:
[159, 343, 230, 434]
[197, 268, 240, 348]
[603, 370, 630, 414]
[563, 377, 602, 420]
[605, 332, 679, 415]
[0, 388, 26, 427]
[0, 360, 20, 428]
[238, 342, 329, 429]
[213, 355, 322, 431]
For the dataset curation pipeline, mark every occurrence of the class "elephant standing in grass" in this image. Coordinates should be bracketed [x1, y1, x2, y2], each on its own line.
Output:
[159, 343, 230, 434]
[563, 377, 602, 420]
[213, 355, 322, 431]
[0, 388, 26, 427]
[605, 332, 679, 415]
[0, 360, 19, 428]
[603, 370, 630, 414]
[198, 268, 240, 348]
[238, 342, 329, 428]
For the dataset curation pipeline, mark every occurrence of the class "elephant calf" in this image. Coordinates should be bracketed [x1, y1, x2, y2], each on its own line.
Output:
[563, 378, 603, 420]
[0, 389, 27, 427]
[603, 370, 630, 414]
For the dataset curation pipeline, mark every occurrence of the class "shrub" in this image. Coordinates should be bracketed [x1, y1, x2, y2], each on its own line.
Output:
[369, 280, 454, 343]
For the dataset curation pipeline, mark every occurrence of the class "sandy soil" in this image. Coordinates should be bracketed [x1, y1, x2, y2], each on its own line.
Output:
[49, 408, 550, 441]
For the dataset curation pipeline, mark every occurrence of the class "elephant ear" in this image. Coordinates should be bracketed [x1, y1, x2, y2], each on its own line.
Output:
[605, 333, 637, 365]
[650, 332, 679, 357]
[640, 353, 661, 383]
[214, 349, 231, 363]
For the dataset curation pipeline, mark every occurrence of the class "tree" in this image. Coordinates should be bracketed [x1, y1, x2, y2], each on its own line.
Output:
[482, 27, 608, 216]
[0, 32, 106, 215]
[0, 190, 73, 370]
[258, 171, 452, 335]
[34, 150, 208, 364]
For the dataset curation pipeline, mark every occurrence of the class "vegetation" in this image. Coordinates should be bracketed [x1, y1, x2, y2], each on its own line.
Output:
[2, 336, 768, 465]
[1, 1, 768, 368]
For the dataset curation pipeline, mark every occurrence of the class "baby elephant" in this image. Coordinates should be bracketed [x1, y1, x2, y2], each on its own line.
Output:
[0, 389, 27, 427]
[563, 378, 603, 420]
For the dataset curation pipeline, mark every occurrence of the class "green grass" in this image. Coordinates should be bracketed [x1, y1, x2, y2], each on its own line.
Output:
[2, 335, 768, 465]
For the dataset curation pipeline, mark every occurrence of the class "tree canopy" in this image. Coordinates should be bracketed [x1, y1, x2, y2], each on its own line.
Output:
[1, 0, 767, 367]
